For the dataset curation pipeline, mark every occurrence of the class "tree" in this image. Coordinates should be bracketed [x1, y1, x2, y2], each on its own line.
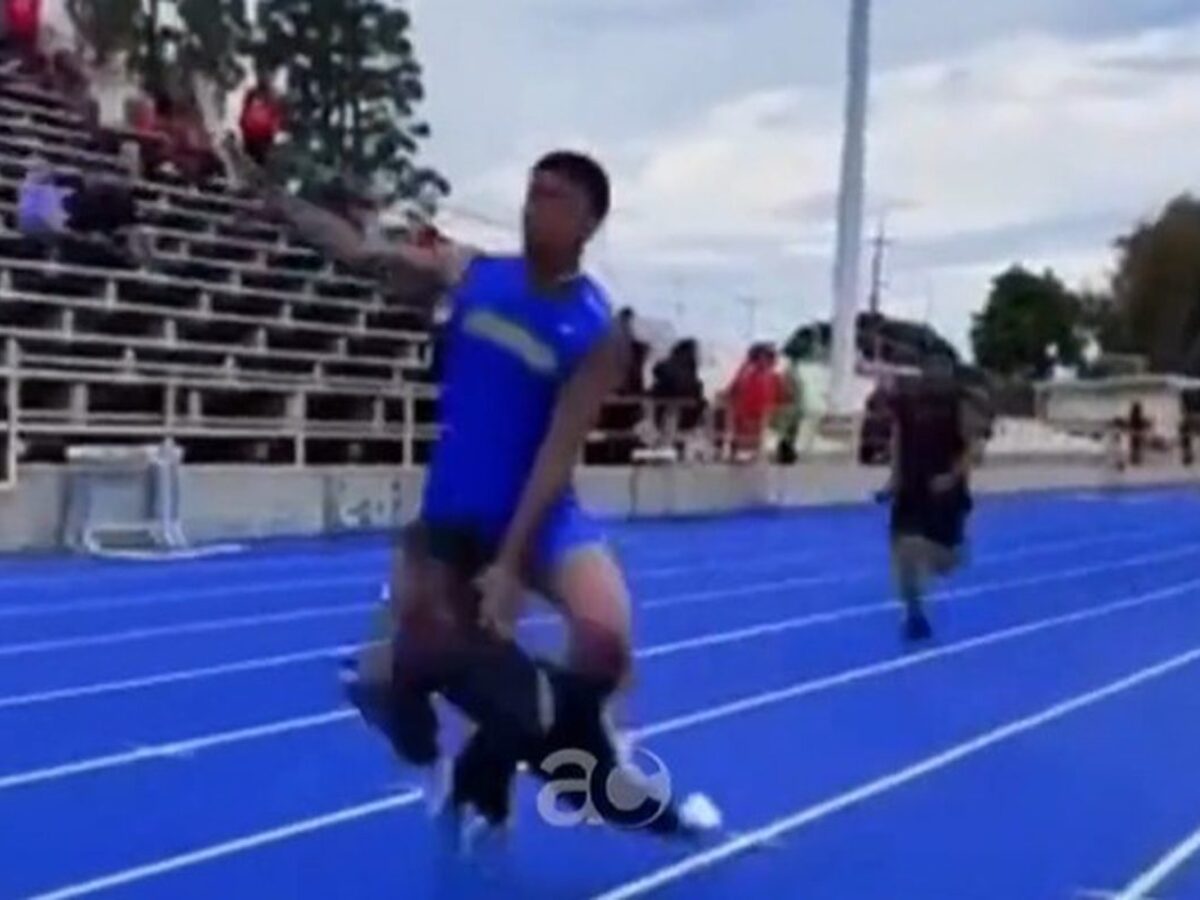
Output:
[255, 0, 449, 215]
[970, 266, 1083, 379]
[68, 0, 248, 107]
[1108, 195, 1200, 374]
[173, 0, 251, 99]
[66, 0, 140, 68]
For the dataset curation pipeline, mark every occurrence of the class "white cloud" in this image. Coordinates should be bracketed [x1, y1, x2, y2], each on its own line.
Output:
[415, 5, 1200, 361]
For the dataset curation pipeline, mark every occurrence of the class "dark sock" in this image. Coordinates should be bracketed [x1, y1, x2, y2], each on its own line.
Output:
[453, 729, 518, 825]
[405, 631, 686, 835]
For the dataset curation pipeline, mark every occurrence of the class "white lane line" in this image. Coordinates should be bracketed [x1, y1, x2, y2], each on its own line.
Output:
[4, 556, 1198, 798]
[23, 580, 1200, 900]
[1, 528, 1179, 658]
[0, 643, 360, 712]
[0, 525, 1169, 622]
[0, 603, 374, 658]
[0, 710, 356, 791]
[0, 570, 842, 658]
[23, 789, 424, 900]
[635, 576, 1200, 739]
[592, 645, 1200, 900]
[1, 542, 1195, 712]
[1113, 821, 1200, 899]
[638, 544, 1200, 659]
[0, 575, 373, 621]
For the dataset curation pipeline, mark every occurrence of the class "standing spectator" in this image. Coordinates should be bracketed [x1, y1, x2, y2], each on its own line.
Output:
[725, 343, 783, 461]
[128, 87, 171, 179]
[171, 93, 224, 185]
[17, 159, 70, 237]
[238, 66, 285, 166]
[1128, 401, 1149, 467]
[773, 356, 804, 465]
[4, 0, 40, 68]
[652, 338, 705, 443]
[18, 161, 150, 266]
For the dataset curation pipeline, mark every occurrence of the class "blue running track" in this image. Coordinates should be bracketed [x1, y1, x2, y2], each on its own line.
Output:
[3, 487, 1200, 899]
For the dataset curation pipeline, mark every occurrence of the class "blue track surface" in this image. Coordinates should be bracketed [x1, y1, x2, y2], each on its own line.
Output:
[4, 488, 1200, 899]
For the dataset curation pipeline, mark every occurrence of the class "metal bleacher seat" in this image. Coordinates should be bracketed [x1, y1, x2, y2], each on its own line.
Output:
[0, 74, 653, 476]
[0, 74, 442, 469]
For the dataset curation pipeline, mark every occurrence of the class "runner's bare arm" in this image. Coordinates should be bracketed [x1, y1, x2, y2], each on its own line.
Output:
[265, 190, 474, 297]
[225, 137, 473, 296]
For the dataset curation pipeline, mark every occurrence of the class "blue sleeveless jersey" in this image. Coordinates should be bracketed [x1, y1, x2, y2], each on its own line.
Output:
[421, 255, 614, 541]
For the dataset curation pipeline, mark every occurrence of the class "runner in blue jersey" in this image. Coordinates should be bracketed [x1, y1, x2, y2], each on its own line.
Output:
[232, 148, 718, 849]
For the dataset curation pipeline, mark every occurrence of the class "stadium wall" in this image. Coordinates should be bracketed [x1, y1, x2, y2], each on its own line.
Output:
[0, 460, 1198, 553]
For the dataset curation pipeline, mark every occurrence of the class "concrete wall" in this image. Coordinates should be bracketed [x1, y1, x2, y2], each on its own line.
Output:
[1, 459, 1198, 553]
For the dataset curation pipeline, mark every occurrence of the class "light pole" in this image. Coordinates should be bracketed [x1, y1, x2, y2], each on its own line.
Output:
[828, 0, 872, 415]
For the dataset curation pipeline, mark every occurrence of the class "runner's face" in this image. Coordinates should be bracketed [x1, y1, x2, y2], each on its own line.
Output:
[523, 169, 594, 257]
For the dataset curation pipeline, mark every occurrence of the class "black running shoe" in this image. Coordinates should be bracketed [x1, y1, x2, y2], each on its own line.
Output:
[903, 611, 933, 642]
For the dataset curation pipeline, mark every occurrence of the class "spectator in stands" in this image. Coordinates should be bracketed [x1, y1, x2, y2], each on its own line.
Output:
[17, 159, 70, 236]
[3, 0, 40, 72]
[592, 307, 648, 464]
[170, 93, 224, 186]
[18, 161, 150, 266]
[45, 41, 100, 131]
[238, 66, 285, 166]
[773, 356, 804, 465]
[128, 87, 171, 179]
[1128, 401, 1149, 467]
[652, 338, 705, 446]
[725, 343, 783, 461]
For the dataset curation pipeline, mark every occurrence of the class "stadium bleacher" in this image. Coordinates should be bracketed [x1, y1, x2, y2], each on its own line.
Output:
[0, 71, 443, 468]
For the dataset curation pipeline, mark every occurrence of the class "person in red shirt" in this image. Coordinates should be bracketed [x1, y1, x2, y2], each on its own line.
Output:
[726, 343, 784, 461]
[5, 0, 42, 67]
[239, 69, 284, 165]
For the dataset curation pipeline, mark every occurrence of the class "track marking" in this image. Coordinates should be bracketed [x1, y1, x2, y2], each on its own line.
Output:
[4, 547, 1195, 792]
[23, 790, 424, 900]
[24, 587, 1200, 900]
[0, 603, 374, 658]
[591, 645, 1200, 900]
[1, 542, 1195, 711]
[0, 711, 356, 791]
[0, 525, 1170, 622]
[1113, 820, 1200, 899]
[0, 530, 1184, 657]
[0, 575, 373, 620]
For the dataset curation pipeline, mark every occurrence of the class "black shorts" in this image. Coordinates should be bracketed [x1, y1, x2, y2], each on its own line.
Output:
[891, 485, 972, 549]
[403, 520, 498, 580]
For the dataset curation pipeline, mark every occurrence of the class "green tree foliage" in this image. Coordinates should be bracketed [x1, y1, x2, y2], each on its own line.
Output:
[173, 0, 251, 96]
[67, 0, 248, 98]
[1108, 195, 1200, 373]
[66, 0, 140, 67]
[970, 265, 1083, 379]
[255, 0, 449, 213]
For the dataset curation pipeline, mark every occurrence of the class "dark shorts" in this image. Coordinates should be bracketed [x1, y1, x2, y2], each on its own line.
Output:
[414, 498, 606, 582]
[891, 485, 972, 549]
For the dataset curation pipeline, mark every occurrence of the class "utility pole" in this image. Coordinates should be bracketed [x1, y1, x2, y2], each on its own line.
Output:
[867, 218, 891, 364]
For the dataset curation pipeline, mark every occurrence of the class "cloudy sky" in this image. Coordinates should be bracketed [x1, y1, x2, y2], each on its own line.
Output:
[406, 0, 1200, 363]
